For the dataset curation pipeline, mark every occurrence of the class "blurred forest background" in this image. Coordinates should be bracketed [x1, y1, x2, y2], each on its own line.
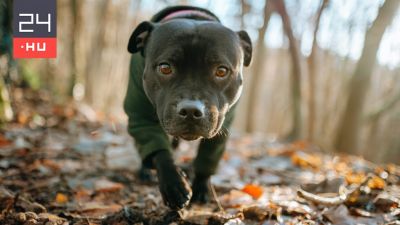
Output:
[0, 0, 399, 163]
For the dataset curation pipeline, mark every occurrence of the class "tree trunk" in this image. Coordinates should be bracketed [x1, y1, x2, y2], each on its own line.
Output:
[54, 0, 77, 98]
[240, 0, 251, 30]
[335, 0, 400, 154]
[84, 0, 111, 104]
[0, 0, 14, 123]
[367, 90, 400, 122]
[307, 0, 329, 141]
[67, 0, 80, 97]
[245, 0, 273, 132]
[272, 0, 303, 140]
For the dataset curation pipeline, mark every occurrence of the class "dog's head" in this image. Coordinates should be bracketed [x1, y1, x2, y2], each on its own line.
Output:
[128, 19, 252, 140]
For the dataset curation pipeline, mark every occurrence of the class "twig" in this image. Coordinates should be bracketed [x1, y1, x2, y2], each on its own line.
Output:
[208, 180, 225, 213]
[297, 174, 373, 206]
[297, 189, 347, 206]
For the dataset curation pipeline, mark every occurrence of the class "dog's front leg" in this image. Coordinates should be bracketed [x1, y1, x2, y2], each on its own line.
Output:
[152, 150, 192, 210]
[191, 109, 235, 204]
[191, 134, 227, 203]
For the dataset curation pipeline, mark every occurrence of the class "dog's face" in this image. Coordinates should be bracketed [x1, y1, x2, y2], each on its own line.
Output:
[128, 19, 252, 140]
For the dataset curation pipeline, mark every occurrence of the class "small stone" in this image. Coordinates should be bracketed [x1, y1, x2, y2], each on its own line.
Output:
[44, 221, 57, 225]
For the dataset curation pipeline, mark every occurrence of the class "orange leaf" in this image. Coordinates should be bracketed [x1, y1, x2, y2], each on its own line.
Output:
[291, 151, 322, 169]
[387, 164, 398, 175]
[345, 172, 366, 185]
[368, 176, 385, 189]
[334, 162, 349, 173]
[55, 193, 68, 204]
[291, 140, 309, 150]
[347, 191, 360, 203]
[42, 159, 61, 171]
[17, 111, 30, 124]
[75, 188, 92, 201]
[0, 134, 12, 147]
[241, 184, 263, 199]
[94, 179, 124, 193]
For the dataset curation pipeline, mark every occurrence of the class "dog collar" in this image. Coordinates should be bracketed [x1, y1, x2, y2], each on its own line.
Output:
[160, 9, 218, 22]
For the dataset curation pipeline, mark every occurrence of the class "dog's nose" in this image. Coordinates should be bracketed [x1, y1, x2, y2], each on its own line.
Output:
[177, 100, 205, 120]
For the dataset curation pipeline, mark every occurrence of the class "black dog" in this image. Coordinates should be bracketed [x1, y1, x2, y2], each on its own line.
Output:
[124, 6, 252, 210]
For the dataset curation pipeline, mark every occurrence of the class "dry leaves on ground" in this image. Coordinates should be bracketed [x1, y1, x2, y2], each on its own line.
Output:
[0, 89, 399, 225]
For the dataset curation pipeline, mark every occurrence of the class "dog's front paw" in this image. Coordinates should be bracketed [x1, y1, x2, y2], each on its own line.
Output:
[191, 176, 211, 204]
[153, 151, 192, 210]
[157, 166, 192, 210]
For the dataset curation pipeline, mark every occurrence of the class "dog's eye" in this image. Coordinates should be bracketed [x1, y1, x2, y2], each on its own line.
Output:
[215, 66, 228, 78]
[159, 63, 172, 75]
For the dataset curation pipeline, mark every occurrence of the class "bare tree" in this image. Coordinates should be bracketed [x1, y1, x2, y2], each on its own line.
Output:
[367, 91, 400, 123]
[67, 0, 82, 97]
[307, 0, 329, 141]
[364, 86, 400, 160]
[84, 0, 111, 104]
[245, 0, 273, 132]
[271, 0, 303, 140]
[335, 0, 400, 153]
[240, 0, 251, 30]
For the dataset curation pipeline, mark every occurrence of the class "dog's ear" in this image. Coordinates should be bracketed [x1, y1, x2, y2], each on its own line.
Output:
[237, 31, 252, 67]
[128, 21, 154, 55]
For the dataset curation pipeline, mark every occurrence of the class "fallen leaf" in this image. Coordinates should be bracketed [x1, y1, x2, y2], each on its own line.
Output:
[0, 134, 12, 147]
[334, 162, 350, 173]
[367, 175, 385, 189]
[55, 193, 68, 204]
[94, 178, 124, 193]
[345, 172, 366, 185]
[324, 205, 376, 225]
[77, 202, 122, 217]
[74, 188, 92, 201]
[373, 192, 400, 212]
[17, 111, 30, 124]
[291, 151, 322, 169]
[387, 164, 399, 175]
[242, 206, 268, 221]
[241, 184, 263, 199]
[41, 159, 61, 171]
[38, 213, 66, 223]
[291, 140, 310, 150]
[219, 190, 254, 207]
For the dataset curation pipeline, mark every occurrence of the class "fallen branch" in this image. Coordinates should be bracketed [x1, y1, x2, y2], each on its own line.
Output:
[297, 174, 373, 206]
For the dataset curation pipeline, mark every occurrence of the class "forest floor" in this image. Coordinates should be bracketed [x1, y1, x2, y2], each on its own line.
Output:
[0, 89, 399, 225]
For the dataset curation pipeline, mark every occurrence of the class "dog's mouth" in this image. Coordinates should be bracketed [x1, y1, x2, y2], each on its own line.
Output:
[169, 126, 206, 140]
[160, 107, 222, 140]
[163, 124, 212, 141]
[166, 125, 219, 141]
[179, 133, 201, 141]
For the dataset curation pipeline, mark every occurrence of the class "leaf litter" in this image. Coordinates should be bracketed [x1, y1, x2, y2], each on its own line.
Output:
[0, 89, 399, 225]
